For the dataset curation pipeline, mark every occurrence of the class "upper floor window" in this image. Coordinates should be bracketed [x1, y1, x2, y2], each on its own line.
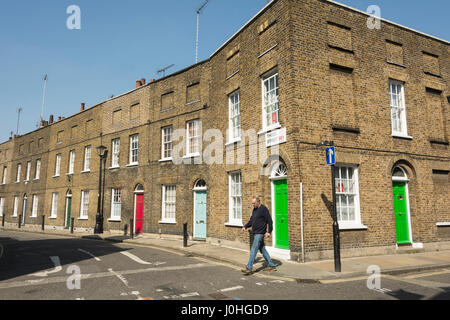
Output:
[83, 146, 91, 172]
[2, 166, 7, 185]
[161, 126, 173, 160]
[16, 164, 22, 183]
[228, 90, 241, 142]
[111, 138, 120, 167]
[35, 160, 41, 180]
[25, 161, 31, 182]
[55, 154, 61, 177]
[389, 79, 408, 137]
[262, 72, 279, 130]
[129, 135, 139, 165]
[68, 150, 75, 174]
[186, 120, 201, 156]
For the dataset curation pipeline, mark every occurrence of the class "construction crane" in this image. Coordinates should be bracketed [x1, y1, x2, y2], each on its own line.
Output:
[40, 74, 48, 125]
[16, 107, 22, 135]
[195, 0, 210, 63]
[157, 64, 175, 78]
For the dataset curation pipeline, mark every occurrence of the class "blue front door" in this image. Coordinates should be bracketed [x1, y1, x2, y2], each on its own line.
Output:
[194, 191, 207, 239]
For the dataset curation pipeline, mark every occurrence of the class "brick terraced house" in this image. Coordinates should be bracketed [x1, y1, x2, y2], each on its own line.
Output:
[0, 0, 449, 262]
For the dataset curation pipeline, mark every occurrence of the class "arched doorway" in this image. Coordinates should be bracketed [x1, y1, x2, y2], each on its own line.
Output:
[270, 161, 290, 252]
[65, 190, 72, 229]
[134, 184, 144, 235]
[392, 166, 412, 245]
[193, 179, 207, 240]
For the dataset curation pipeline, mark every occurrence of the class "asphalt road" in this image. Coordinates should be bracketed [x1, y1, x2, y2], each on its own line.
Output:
[0, 230, 449, 301]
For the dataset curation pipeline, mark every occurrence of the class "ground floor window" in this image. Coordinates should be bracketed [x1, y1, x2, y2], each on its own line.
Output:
[31, 195, 38, 217]
[335, 165, 361, 226]
[111, 189, 122, 220]
[80, 191, 89, 219]
[162, 185, 176, 223]
[50, 193, 58, 218]
[229, 172, 242, 225]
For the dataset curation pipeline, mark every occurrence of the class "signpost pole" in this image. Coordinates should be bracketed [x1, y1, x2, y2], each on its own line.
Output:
[330, 144, 341, 272]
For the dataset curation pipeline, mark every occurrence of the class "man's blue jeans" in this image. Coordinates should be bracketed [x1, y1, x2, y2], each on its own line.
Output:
[246, 233, 276, 271]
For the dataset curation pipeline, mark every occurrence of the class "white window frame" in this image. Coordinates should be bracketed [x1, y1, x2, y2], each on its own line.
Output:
[111, 139, 120, 168]
[389, 79, 409, 137]
[227, 171, 243, 226]
[186, 120, 201, 157]
[16, 164, 21, 183]
[83, 146, 91, 172]
[334, 165, 366, 230]
[25, 161, 31, 182]
[80, 190, 90, 219]
[129, 135, 139, 165]
[110, 188, 122, 220]
[161, 185, 176, 224]
[2, 166, 7, 185]
[228, 90, 241, 143]
[161, 126, 173, 160]
[0, 197, 4, 217]
[35, 160, 41, 180]
[262, 71, 280, 131]
[31, 195, 38, 218]
[50, 193, 58, 218]
[68, 150, 75, 174]
[13, 196, 19, 217]
[55, 154, 61, 177]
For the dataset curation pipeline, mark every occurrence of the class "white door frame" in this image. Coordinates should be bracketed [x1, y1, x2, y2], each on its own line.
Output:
[193, 185, 207, 240]
[268, 176, 290, 261]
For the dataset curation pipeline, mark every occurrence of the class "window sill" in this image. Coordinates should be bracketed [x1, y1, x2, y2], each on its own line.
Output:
[183, 153, 201, 159]
[159, 220, 176, 225]
[108, 218, 121, 222]
[392, 134, 413, 140]
[257, 124, 281, 136]
[81, 170, 91, 174]
[78, 217, 89, 221]
[437, 222, 450, 227]
[225, 222, 244, 227]
[225, 139, 242, 147]
[159, 158, 173, 163]
[66, 173, 74, 176]
[126, 163, 139, 168]
[52, 175, 60, 178]
[338, 223, 368, 231]
[49, 216, 57, 219]
[33, 178, 40, 181]
[185, 100, 201, 106]
[109, 166, 120, 170]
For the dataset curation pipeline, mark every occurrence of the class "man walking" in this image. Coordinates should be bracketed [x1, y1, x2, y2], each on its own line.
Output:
[241, 197, 277, 274]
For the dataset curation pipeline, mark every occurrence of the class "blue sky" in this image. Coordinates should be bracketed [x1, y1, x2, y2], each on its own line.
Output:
[0, 0, 448, 143]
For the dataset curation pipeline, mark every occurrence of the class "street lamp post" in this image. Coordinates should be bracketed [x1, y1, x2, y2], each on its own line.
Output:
[316, 140, 341, 272]
[94, 145, 108, 234]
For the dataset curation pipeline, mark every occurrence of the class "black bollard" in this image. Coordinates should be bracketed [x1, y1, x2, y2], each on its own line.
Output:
[41, 215, 45, 231]
[130, 219, 134, 239]
[70, 218, 74, 234]
[2, 214, 5, 227]
[18, 215, 22, 229]
[183, 223, 188, 248]
[124, 224, 128, 236]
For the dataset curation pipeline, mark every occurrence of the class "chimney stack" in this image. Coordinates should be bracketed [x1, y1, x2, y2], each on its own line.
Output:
[49, 115, 54, 124]
[80, 103, 85, 112]
[141, 78, 146, 85]
[136, 80, 142, 88]
[58, 116, 62, 121]
[150, 78, 156, 83]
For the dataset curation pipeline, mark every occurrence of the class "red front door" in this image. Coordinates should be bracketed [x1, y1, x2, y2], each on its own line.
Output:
[135, 194, 143, 234]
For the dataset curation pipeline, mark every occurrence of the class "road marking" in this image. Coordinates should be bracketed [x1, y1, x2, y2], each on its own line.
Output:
[108, 268, 129, 287]
[78, 249, 101, 261]
[319, 276, 371, 284]
[32, 256, 62, 277]
[120, 251, 153, 265]
[219, 285, 244, 293]
[164, 292, 200, 299]
[256, 282, 267, 286]
[0, 263, 212, 291]
[269, 280, 284, 283]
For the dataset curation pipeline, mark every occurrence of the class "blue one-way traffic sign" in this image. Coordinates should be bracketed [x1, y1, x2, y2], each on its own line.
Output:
[326, 146, 336, 165]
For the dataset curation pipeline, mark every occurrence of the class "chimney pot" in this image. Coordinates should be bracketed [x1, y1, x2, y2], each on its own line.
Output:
[81, 103, 85, 112]
[136, 80, 142, 88]
[150, 78, 156, 83]
[58, 116, 62, 121]
[141, 78, 146, 85]
[49, 115, 54, 124]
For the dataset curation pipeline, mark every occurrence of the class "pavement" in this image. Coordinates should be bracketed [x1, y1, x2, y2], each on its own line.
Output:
[2, 224, 450, 282]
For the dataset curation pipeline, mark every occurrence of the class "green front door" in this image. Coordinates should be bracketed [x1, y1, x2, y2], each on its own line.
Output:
[392, 182, 410, 244]
[274, 179, 289, 250]
[65, 197, 72, 229]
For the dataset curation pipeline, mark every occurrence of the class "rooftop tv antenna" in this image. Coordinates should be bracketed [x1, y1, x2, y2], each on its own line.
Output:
[195, 0, 210, 63]
[40, 74, 48, 125]
[157, 64, 175, 78]
[16, 107, 23, 135]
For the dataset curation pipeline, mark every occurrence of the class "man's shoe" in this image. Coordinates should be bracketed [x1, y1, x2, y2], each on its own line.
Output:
[241, 268, 253, 274]
[262, 266, 277, 272]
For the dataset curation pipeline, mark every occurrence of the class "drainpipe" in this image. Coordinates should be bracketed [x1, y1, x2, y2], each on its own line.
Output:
[300, 182, 305, 263]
